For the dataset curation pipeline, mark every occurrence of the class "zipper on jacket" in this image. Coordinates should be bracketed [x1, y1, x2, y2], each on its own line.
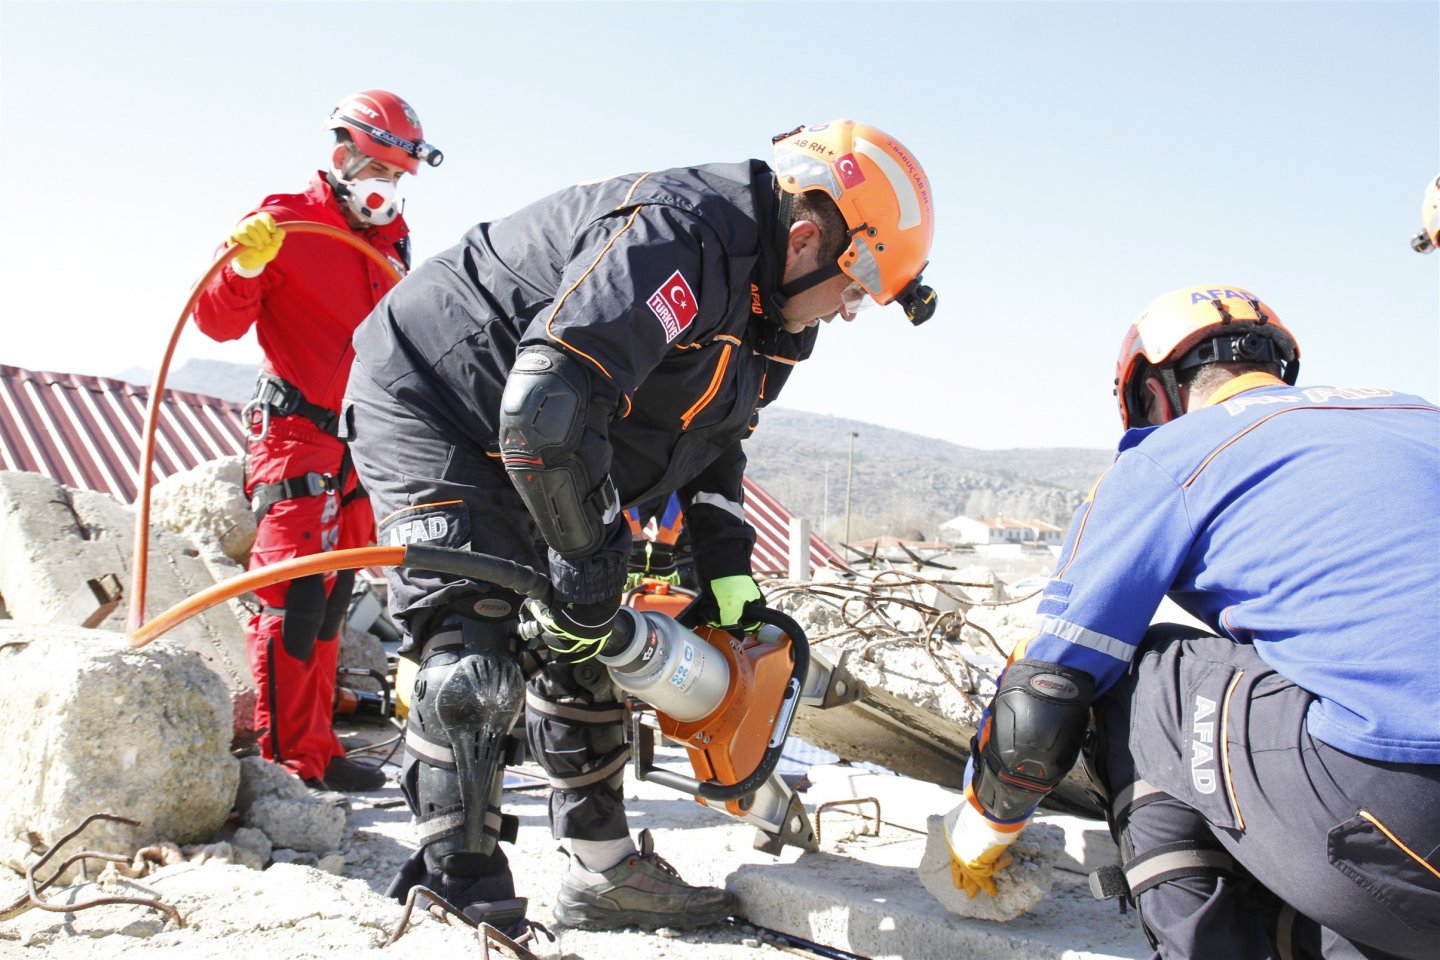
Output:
[680, 343, 733, 430]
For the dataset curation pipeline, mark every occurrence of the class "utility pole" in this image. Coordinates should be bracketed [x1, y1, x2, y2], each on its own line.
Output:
[844, 430, 858, 548]
[823, 460, 830, 538]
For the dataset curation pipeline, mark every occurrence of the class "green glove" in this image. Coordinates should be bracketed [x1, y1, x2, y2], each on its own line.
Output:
[228, 212, 286, 277]
[706, 574, 763, 630]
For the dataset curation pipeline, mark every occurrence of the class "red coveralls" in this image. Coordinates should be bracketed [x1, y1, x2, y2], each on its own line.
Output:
[193, 172, 408, 781]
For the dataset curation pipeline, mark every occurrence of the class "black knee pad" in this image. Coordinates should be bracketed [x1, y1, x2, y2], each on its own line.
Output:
[281, 574, 327, 661]
[407, 616, 524, 873]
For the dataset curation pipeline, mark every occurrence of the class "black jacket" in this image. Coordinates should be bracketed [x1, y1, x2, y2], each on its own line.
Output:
[352, 160, 816, 581]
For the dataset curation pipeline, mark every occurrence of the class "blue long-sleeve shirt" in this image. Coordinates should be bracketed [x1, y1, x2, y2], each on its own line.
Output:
[974, 374, 1440, 799]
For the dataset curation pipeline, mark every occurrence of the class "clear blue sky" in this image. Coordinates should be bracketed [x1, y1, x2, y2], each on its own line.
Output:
[1, 1, 1435, 450]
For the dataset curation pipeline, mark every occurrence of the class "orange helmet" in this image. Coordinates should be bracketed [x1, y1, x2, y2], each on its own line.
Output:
[326, 90, 442, 175]
[1114, 285, 1301, 429]
[1412, 173, 1440, 253]
[772, 120, 937, 324]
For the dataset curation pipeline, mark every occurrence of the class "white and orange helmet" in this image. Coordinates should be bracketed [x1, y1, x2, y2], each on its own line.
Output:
[772, 120, 937, 325]
[1411, 173, 1440, 253]
[1114, 285, 1300, 429]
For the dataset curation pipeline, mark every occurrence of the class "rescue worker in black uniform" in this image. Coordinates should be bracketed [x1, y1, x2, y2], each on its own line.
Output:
[344, 120, 938, 931]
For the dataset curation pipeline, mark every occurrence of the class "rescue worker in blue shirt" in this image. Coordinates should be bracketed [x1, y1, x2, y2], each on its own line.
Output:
[344, 120, 937, 933]
[939, 285, 1440, 960]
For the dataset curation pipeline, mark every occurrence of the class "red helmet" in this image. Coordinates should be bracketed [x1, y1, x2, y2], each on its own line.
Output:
[326, 90, 441, 175]
[1114, 285, 1300, 429]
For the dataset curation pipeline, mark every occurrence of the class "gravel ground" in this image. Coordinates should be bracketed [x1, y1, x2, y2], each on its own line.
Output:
[0, 733, 834, 960]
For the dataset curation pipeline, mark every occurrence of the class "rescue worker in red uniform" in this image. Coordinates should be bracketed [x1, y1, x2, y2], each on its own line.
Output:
[192, 90, 442, 791]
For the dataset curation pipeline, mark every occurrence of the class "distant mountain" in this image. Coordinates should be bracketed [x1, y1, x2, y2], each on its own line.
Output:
[743, 408, 1112, 541]
[116, 359, 258, 403]
[113, 360, 1111, 539]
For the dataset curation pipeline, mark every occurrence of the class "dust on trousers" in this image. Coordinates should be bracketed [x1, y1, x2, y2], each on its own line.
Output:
[345, 372, 633, 895]
[245, 415, 373, 782]
[1087, 624, 1440, 960]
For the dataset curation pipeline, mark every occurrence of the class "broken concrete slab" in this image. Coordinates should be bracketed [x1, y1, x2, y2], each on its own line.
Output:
[771, 580, 1103, 816]
[0, 623, 239, 884]
[0, 470, 257, 734]
[150, 455, 255, 565]
[729, 832, 1148, 960]
[728, 762, 1143, 960]
[804, 765, 1120, 878]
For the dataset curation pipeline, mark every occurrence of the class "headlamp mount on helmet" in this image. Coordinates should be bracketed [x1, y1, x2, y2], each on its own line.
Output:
[1113, 286, 1301, 430]
[895, 266, 937, 326]
[332, 113, 444, 169]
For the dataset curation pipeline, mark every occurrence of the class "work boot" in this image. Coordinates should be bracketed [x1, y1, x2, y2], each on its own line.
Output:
[554, 829, 736, 930]
[317, 755, 387, 791]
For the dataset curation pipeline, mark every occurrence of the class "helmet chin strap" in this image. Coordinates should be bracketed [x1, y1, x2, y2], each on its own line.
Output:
[777, 261, 842, 302]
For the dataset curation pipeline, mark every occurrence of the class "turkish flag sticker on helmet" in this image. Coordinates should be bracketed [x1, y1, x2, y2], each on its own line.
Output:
[836, 153, 866, 188]
[647, 269, 699, 341]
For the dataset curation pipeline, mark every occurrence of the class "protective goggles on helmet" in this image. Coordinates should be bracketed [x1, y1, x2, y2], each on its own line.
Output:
[332, 113, 444, 169]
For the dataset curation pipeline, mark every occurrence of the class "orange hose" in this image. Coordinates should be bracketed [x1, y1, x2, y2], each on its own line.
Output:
[128, 546, 405, 649]
[126, 222, 403, 632]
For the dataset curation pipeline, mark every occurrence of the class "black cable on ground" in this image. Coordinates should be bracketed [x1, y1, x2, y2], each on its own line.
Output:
[728, 917, 872, 960]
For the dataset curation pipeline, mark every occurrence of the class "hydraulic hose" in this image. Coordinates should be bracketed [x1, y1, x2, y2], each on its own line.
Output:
[126, 222, 403, 632]
[128, 544, 553, 650]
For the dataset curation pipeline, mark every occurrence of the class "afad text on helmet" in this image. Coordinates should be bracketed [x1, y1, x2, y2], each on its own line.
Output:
[1190, 287, 1259, 305]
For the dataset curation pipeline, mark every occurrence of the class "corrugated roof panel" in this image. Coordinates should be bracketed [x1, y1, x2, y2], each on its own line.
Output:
[0, 363, 845, 578]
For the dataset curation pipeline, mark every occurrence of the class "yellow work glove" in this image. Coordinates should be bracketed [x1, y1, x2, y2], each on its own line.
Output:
[942, 796, 1026, 898]
[228, 212, 286, 278]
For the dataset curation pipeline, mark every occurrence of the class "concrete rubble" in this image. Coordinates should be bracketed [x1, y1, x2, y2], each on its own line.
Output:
[0, 470, 257, 736]
[767, 573, 1103, 816]
[0, 461, 1152, 959]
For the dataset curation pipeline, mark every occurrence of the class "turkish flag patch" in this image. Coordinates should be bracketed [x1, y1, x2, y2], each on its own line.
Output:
[646, 269, 699, 342]
[836, 152, 866, 188]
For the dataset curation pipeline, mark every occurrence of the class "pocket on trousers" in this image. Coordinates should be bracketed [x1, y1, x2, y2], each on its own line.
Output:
[1130, 654, 1242, 831]
[1328, 812, 1440, 934]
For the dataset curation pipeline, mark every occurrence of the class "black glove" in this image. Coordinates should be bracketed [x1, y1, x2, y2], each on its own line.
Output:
[524, 595, 620, 660]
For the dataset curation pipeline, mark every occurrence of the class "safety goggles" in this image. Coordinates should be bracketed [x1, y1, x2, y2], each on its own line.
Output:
[840, 280, 873, 316]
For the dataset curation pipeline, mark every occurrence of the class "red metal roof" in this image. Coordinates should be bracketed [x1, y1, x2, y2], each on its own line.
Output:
[0, 363, 845, 576]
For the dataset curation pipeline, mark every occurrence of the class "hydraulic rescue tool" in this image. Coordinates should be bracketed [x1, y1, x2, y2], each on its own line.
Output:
[129, 544, 860, 853]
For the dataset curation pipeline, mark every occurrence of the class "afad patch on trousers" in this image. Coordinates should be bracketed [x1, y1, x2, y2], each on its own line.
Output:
[376, 501, 520, 622]
[379, 500, 471, 551]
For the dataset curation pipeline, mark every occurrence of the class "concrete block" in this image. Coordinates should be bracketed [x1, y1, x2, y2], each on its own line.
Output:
[805, 765, 1120, 877]
[0, 623, 239, 883]
[0, 471, 256, 735]
[730, 827, 1147, 960]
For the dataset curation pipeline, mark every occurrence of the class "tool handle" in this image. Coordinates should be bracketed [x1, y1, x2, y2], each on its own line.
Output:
[632, 604, 810, 803]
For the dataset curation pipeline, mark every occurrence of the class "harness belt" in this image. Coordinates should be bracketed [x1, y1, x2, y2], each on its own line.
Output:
[1088, 776, 1238, 905]
[250, 471, 337, 522]
[243, 373, 340, 441]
